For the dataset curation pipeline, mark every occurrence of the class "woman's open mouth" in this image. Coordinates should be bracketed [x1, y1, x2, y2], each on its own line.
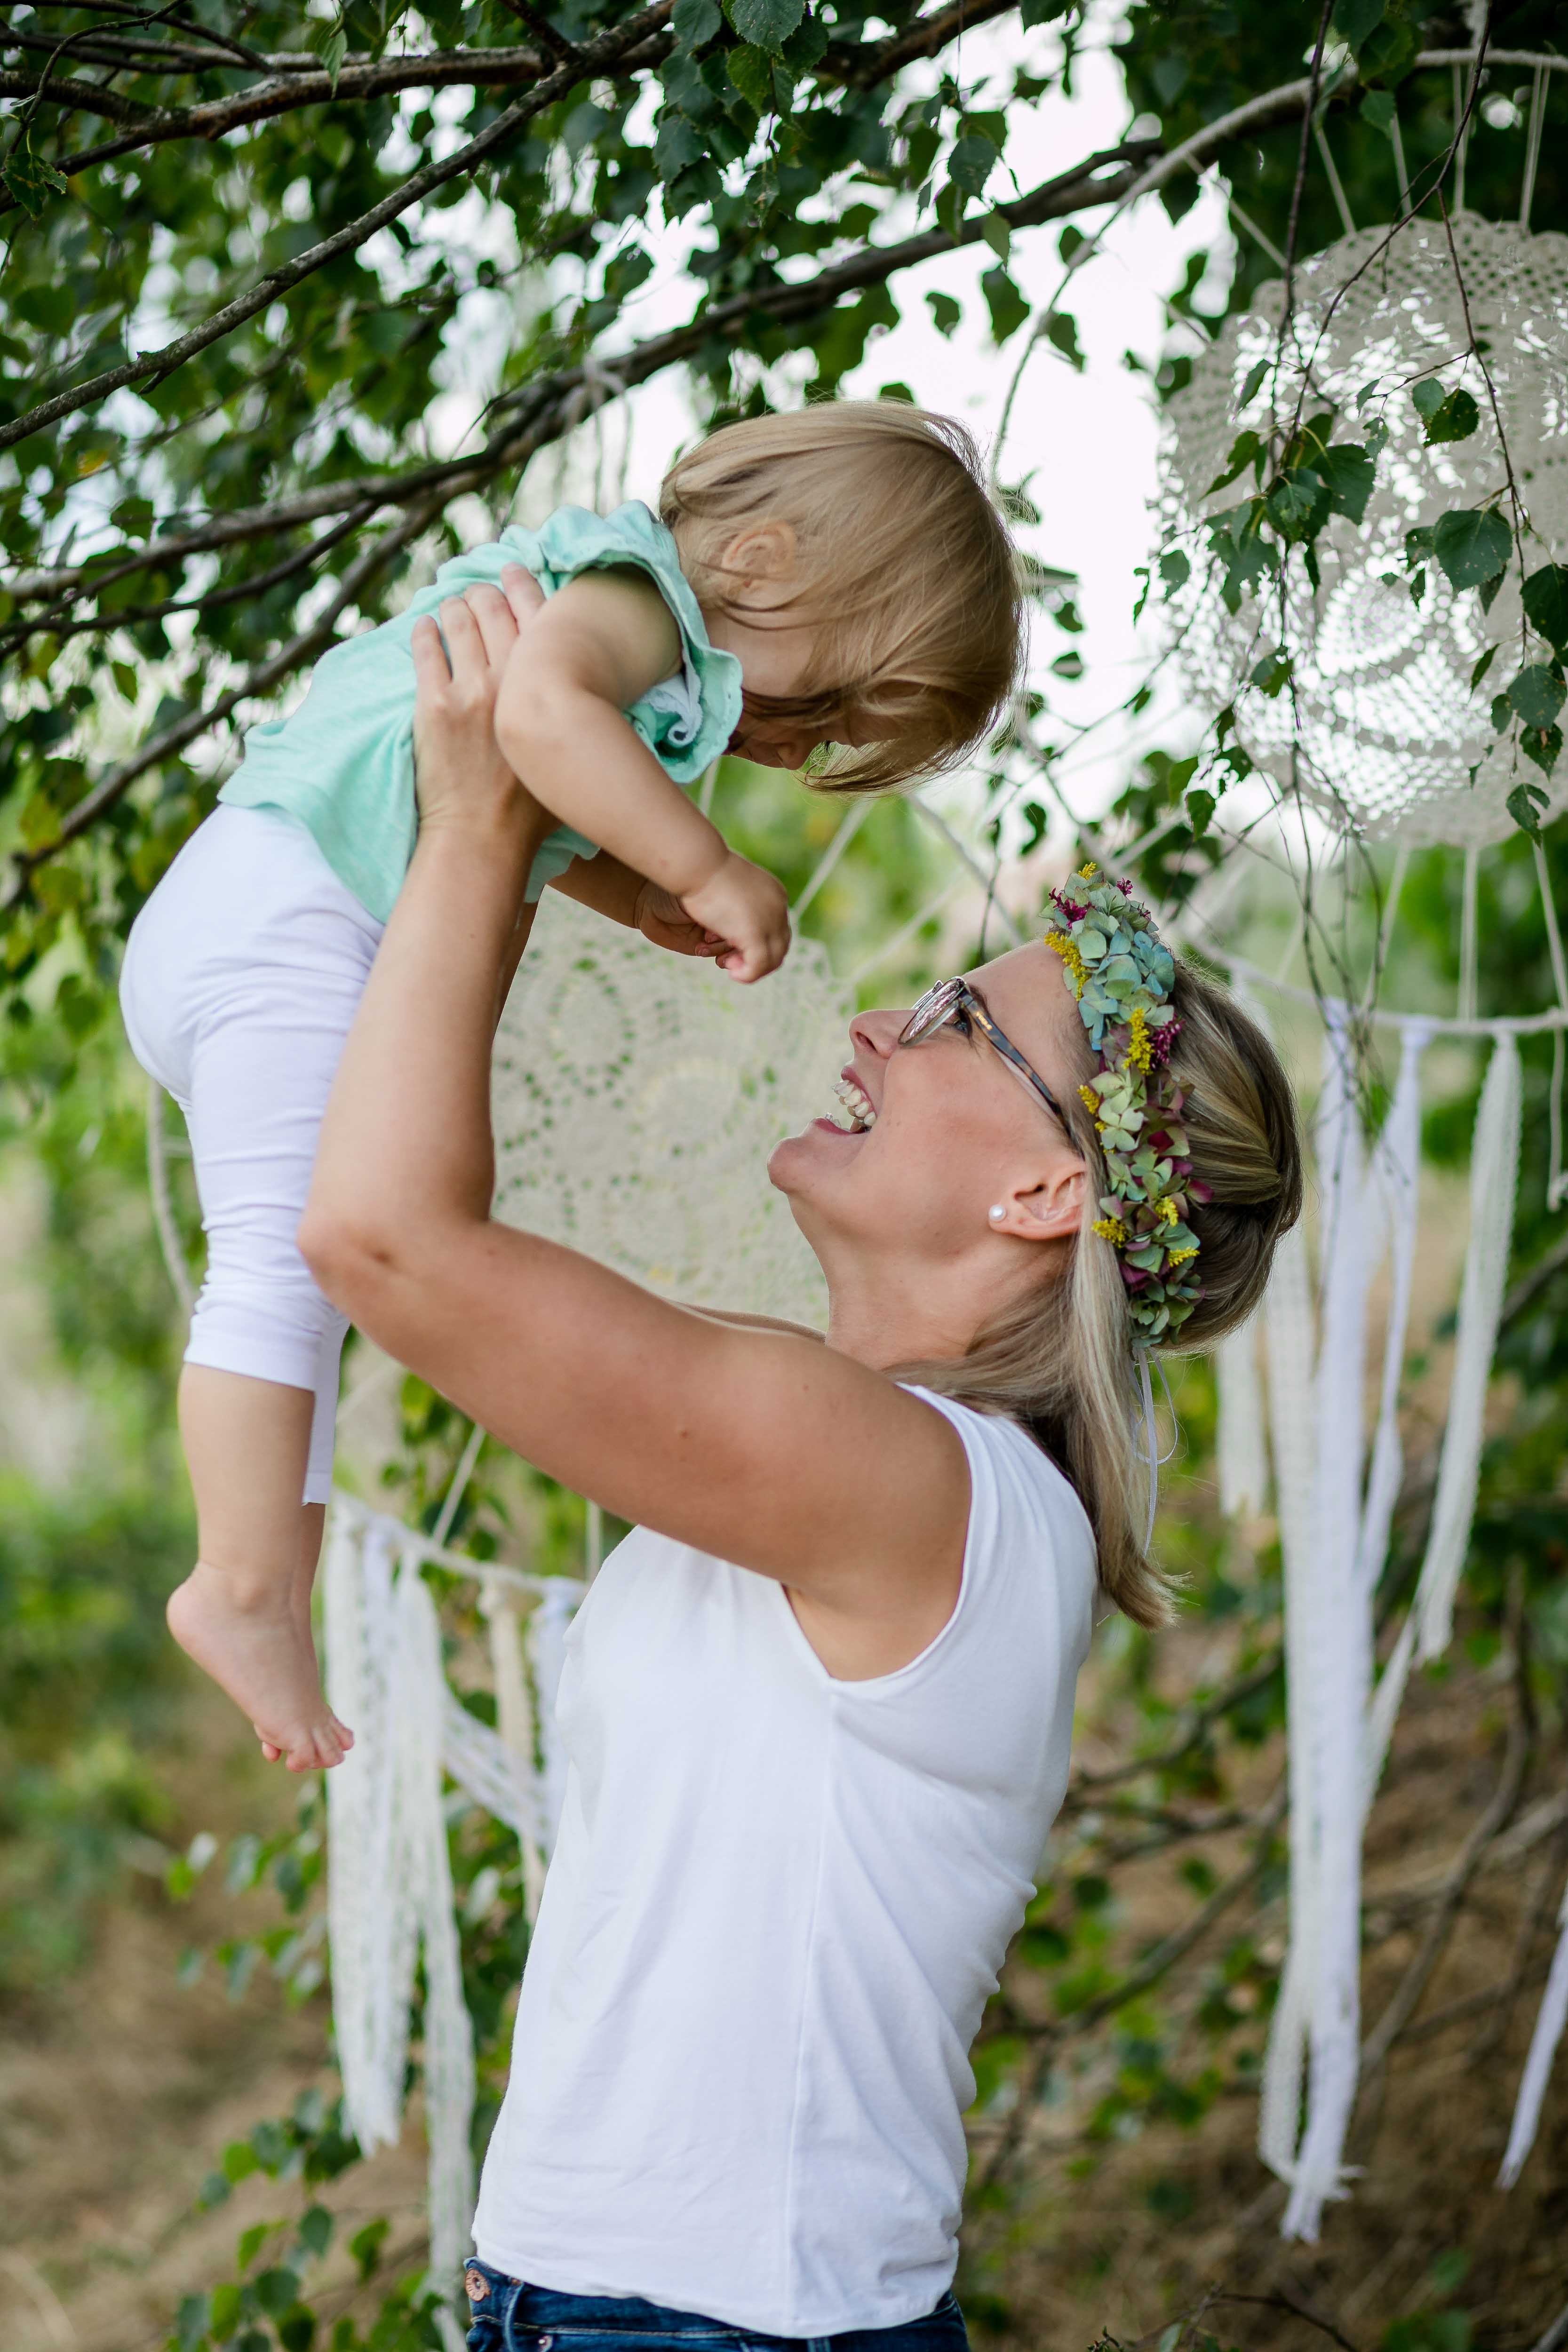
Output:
[817, 1073, 877, 1135]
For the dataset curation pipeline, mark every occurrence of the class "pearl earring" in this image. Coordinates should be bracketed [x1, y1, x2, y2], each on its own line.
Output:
[988, 1203, 1007, 1224]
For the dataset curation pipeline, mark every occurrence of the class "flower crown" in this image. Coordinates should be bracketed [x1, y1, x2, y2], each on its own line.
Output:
[1043, 864, 1209, 1344]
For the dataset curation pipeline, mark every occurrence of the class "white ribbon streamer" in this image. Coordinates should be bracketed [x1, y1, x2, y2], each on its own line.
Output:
[1365, 1034, 1522, 1799]
[1498, 1873, 1568, 2187]
[1280, 1012, 1378, 2241]
[1215, 1310, 1267, 1519]
[323, 1500, 584, 2315]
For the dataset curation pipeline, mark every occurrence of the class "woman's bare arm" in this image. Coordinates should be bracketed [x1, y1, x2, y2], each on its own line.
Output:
[300, 590, 967, 1661]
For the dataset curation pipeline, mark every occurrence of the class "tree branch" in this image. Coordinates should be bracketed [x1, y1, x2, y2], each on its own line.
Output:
[3, 136, 1158, 606]
[0, 0, 1016, 210]
[0, 494, 431, 913]
[0, 3, 676, 447]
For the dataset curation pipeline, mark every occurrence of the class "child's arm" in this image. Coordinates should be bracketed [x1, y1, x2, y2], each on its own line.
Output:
[549, 850, 726, 961]
[492, 563, 788, 983]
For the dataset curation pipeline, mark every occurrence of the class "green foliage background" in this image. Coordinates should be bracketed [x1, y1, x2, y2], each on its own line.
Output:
[5, 1, 1568, 2347]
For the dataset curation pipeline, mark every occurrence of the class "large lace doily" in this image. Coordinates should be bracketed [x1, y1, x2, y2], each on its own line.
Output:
[1159, 215, 1568, 847]
[492, 894, 852, 1326]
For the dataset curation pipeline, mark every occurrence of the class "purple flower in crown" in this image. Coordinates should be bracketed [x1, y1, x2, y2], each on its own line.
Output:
[1146, 1017, 1181, 1069]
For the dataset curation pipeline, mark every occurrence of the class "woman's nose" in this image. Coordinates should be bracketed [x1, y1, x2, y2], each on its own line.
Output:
[851, 1009, 904, 1060]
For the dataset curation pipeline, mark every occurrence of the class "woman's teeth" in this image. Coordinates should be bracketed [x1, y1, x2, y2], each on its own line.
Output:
[828, 1075, 876, 1133]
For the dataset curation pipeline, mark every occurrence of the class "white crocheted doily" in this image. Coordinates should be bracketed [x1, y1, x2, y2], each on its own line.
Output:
[1160, 215, 1568, 847]
[492, 894, 851, 1326]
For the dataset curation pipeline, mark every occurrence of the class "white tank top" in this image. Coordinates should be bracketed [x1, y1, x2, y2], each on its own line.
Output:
[472, 1390, 1098, 2337]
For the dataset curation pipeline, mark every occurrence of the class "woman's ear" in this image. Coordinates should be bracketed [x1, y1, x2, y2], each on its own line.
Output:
[992, 1159, 1086, 1244]
[718, 519, 798, 592]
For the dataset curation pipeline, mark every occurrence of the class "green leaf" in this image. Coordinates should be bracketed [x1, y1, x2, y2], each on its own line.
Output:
[1317, 440, 1375, 522]
[1411, 377, 1445, 423]
[673, 0, 722, 42]
[222, 2140, 260, 2185]
[1469, 644, 1497, 692]
[237, 2223, 271, 2270]
[1523, 563, 1568, 652]
[1020, 0, 1072, 20]
[297, 2205, 334, 2259]
[348, 2218, 389, 2283]
[1239, 358, 1269, 407]
[256, 2269, 302, 2318]
[1159, 549, 1190, 594]
[1043, 310, 1083, 371]
[925, 290, 961, 339]
[2, 143, 68, 219]
[1422, 387, 1480, 445]
[1186, 788, 1216, 837]
[1432, 506, 1511, 590]
[1491, 691, 1512, 733]
[1206, 429, 1263, 496]
[1521, 722, 1562, 777]
[320, 25, 346, 94]
[947, 131, 999, 198]
[981, 266, 1029, 346]
[175, 2292, 211, 2352]
[209, 2285, 243, 2340]
[979, 210, 1012, 262]
[1509, 779, 1549, 836]
[726, 42, 772, 112]
[653, 111, 706, 180]
[1250, 651, 1292, 698]
[1334, 0, 1386, 49]
[278, 2314, 317, 2352]
[1507, 662, 1566, 730]
[727, 0, 804, 53]
[1361, 87, 1397, 135]
[780, 12, 828, 68]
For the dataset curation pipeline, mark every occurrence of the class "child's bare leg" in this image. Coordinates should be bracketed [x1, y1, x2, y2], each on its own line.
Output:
[169, 1367, 352, 1771]
[259, 1502, 329, 1763]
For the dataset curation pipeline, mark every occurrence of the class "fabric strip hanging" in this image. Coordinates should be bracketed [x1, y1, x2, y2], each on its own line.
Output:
[1497, 1870, 1568, 2186]
[323, 1496, 584, 2327]
[1274, 1011, 1382, 2240]
[1364, 1033, 1522, 1799]
[1215, 1310, 1268, 1520]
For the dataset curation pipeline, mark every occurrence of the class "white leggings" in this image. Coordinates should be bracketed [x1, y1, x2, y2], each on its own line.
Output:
[120, 807, 384, 1504]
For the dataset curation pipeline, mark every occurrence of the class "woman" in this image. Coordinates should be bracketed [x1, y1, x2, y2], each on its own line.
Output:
[301, 587, 1302, 2351]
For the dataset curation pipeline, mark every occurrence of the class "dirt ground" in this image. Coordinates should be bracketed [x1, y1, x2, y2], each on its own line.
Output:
[0, 1675, 432, 2352]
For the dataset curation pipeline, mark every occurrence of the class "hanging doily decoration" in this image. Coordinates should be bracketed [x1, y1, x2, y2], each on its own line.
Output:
[1159, 213, 1568, 847]
[492, 892, 852, 1328]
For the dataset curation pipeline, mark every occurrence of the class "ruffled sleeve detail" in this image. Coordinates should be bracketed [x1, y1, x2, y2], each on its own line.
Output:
[498, 501, 743, 785]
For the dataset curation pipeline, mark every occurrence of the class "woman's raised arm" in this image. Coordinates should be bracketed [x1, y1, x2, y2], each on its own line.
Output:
[299, 588, 967, 1669]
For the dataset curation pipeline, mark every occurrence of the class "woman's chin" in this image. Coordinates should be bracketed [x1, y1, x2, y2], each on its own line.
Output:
[767, 1119, 865, 1195]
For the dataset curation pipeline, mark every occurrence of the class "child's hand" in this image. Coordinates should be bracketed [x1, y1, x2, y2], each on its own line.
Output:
[678, 852, 791, 983]
[633, 878, 727, 961]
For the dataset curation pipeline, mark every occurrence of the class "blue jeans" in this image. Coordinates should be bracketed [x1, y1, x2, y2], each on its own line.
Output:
[461, 2257, 970, 2352]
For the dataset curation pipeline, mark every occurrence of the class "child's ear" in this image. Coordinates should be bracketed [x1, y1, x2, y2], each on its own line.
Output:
[717, 519, 797, 589]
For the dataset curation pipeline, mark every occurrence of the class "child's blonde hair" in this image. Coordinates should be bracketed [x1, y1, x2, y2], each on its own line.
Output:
[660, 400, 1024, 793]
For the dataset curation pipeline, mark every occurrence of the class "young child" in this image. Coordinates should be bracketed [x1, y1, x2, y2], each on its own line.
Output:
[119, 400, 1023, 1772]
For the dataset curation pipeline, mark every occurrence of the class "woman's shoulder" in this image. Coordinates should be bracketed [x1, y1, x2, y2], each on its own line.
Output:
[902, 1386, 1098, 1586]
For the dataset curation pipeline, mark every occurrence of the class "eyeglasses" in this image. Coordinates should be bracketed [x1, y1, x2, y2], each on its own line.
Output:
[898, 977, 1077, 1144]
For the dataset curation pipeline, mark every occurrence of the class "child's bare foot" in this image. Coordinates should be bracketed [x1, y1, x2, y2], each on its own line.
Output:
[168, 1562, 354, 1771]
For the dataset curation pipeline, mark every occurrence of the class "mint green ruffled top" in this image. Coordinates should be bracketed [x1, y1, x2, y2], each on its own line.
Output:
[218, 501, 744, 922]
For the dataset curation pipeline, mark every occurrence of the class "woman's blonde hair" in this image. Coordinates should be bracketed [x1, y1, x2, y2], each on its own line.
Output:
[898, 961, 1303, 1628]
[660, 401, 1024, 792]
